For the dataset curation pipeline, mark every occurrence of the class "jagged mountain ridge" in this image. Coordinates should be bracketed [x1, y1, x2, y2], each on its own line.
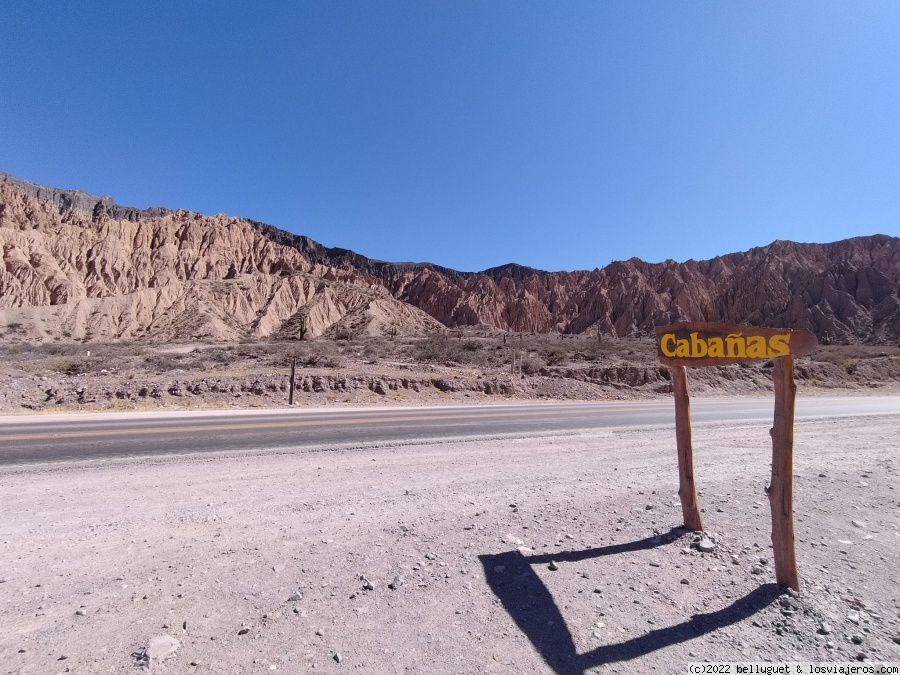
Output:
[1, 171, 899, 343]
[0, 174, 444, 342]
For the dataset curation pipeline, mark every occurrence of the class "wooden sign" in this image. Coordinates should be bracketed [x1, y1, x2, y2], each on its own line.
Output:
[656, 322, 817, 367]
[656, 321, 817, 592]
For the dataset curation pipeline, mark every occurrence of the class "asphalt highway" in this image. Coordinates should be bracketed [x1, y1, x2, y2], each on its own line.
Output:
[0, 396, 898, 465]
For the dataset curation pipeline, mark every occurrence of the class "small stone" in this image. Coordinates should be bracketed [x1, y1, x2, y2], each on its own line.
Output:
[145, 635, 180, 661]
[758, 557, 768, 565]
[851, 634, 864, 644]
[548, 561, 559, 571]
[238, 628, 249, 636]
[649, 561, 661, 567]
[333, 652, 343, 664]
[399, 524, 410, 532]
[852, 520, 866, 529]
[848, 611, 860, 625]
[362, 578, 375, 591]
[779, 597, 799, 610]
[856, 652, 867, 662]
[183, 621, 188, 631]
[388, 575, 404, 590]
[825, 641, 834, 649]
[696, 539, 715, 553]
[730, 555, 739, 565]
[593, 587, 603, 593]
[287, 591, 303, 602]
[680, 578, 690, 585]
[892, 636, 900, 646]
[750, 565, 765, 575]
[75, 609, 86, 616]
[316, 629, 324, 637]
[645, 504, 653, 510]
[818, 621, 831, 635]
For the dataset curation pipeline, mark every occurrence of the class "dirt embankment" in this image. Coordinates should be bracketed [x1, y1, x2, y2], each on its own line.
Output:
[3, 336, 900, 414]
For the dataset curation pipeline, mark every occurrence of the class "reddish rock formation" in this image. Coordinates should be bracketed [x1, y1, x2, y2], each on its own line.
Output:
[2, 171, 898, 343]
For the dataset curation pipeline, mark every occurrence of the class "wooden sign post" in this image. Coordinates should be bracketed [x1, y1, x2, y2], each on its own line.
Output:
[655, 322, 817, 591]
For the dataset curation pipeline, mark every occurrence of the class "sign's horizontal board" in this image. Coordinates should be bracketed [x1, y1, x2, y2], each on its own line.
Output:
[656, 322, 817, 367]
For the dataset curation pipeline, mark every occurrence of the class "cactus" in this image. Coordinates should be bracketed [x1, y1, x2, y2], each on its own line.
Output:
[297, 315, 308, 341]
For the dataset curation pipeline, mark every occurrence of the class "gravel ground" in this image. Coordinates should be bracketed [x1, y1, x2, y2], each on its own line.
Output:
[1, 410, 899, 674]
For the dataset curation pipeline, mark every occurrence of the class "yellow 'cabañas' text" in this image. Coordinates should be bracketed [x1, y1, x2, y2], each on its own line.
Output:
[659, 332, 791, 360]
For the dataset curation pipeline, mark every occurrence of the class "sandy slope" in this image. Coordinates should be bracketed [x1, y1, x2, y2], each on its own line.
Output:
[1, 410, 898, 674]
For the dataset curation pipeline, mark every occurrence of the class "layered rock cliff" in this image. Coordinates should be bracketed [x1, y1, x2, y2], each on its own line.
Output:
[2, 171, 898, 344]
[0, 175, 443, 342]
[269, 224, 900, 343]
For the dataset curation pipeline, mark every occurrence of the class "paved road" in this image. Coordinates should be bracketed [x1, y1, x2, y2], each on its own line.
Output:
[0, 396, 897, 465]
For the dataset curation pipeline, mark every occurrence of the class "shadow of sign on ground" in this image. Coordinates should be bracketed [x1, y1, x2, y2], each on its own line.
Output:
[479, 530, 785, 675]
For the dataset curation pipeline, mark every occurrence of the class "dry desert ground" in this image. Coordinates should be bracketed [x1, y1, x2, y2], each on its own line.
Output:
[1, 403, 899, 674]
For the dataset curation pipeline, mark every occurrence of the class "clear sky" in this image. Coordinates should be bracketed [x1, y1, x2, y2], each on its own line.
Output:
[1, 2, 898, 272]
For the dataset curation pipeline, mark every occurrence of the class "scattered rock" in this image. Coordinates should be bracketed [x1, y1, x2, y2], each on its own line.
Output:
[143, 634, 180, 663]
[818, 621, 831, 635]
[750, 565, 765, 575]
[362, 577, 375, 591]
[649, 561, 661, 567]
[238, 628, 250, 636]
[680, 578, 690, 585]
[388, 575, 404, 590]
[75, 608, 86, 616]
[333, 652, 343, 664]
[852, 520, 867, 528]
[848, 611, 861, 625]
[851, 634, 864, 644]
[287, 591, 303, 602]
[696, 539, 715, 553]
[548, 561, 559, 571]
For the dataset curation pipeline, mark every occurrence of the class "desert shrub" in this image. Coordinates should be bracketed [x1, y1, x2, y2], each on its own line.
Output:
[283, 342, 346, 369]
[414, 334, 487, 365]
[520, 355, 545, 375]
[415, 334, 454, 362]
[144, 354, 185, 371]
[40, 343, 82, 356]
[542, 346, 568, 366]
[59, 358, 101, 375]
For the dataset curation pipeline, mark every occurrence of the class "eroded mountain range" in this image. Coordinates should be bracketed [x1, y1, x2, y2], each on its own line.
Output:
[2, 171, 898, 343]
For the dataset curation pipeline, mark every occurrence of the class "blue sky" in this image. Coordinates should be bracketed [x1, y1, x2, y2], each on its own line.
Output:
[1, 2, 898, 272]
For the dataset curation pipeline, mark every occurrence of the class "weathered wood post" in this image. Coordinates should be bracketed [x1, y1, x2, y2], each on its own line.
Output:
[769, 355, 800, 591]
[288, 357, 296, 406]
[656, 322, 816, 590]
[671, 365, 704, 531]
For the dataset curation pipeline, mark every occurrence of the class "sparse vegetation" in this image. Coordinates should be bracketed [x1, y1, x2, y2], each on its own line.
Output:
[0, 330, 898, 412]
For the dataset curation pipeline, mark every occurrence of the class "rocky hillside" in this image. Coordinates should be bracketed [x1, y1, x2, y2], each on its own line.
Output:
[2, 171, 899, 343]
[288, 233, 900, 344]
[0, 174, 444, 342]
